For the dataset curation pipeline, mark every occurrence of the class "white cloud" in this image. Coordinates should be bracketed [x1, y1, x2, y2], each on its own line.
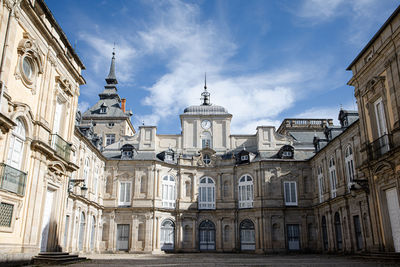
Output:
[296, 0, 345, 21]
[78, 101, 90, 113]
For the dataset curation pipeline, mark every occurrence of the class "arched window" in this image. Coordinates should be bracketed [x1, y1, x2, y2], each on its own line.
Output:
[322, 216, 328, 250]
[317, 166, 324, 203]
[329, 157, 337, 198]
[334, 212, 343, 250]
[78, 212, 86, 251]
[198, 177, 215, 209]
[240, 219, 255, 250]
[162, 175, 176, 208]
[345, 146, 355, 191]
[238, 175, 253, 208]
[201, 132, 212, 148]
[7, 118, 26, 170]
[160, 219, 175, 250]
[90, 216, 96, 250]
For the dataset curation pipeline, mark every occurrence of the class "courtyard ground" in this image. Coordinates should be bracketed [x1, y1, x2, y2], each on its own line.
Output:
[47, 253, 400, 267]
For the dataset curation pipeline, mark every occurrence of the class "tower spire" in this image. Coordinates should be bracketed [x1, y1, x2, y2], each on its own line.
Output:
[105, 46, 118, 85]
[201, 72, 210, 105]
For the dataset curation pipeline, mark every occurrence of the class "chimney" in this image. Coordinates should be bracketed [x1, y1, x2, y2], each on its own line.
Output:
[121, 98, 126, 113]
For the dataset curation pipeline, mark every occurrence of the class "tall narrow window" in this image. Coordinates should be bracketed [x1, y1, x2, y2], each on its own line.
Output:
[185, 181, 191, 198]
[198, 177, 215, 209]
[7, 118, 26, 170]
[317, 166, 324, 203]
[322, 216, 328, 250]
[329, 157, 337, 198]
[374, 97, 387, 137]
[78, 212, 85, 251]
[140, 176, 147, 194]
[162, 175, 176, 208]
[119, 182, 131, 206]
[53, 99, 63, 134]
[90, 216, 96, 250]
[334, 212, 343, 250]
[93, 166, 98, 197]
[83, 157, 90, 187]
[354, 215, 363, 250]
[284, 181, 297, 206]
[345, 146, 355, 191]
[238, 175, 253, 208]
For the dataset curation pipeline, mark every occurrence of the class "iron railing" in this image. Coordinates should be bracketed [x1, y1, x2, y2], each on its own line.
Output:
[50, 134, 71, 161]
[368, 134, 392, 160]
[0, 163, 27, 196]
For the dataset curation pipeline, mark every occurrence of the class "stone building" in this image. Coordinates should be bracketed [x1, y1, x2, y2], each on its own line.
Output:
[0, 0, 85, 262]
[1, 0, 400, 264]
[347, 4, 400, 253]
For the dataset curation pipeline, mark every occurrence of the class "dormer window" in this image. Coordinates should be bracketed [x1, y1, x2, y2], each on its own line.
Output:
[241, 155, 249, 161]
[278, 145, 294, 159]
[100, 103, 107, 114]
[121, 144, 135, 160]
[165, 154, 173, 161]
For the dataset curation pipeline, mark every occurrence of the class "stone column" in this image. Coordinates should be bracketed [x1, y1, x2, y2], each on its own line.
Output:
[129, 215, 137, 252]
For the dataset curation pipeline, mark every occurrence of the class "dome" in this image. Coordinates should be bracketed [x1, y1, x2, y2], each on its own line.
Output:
[183, 104, 229, 115]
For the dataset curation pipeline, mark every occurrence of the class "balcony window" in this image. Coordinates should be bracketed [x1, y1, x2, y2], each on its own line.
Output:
[0, 163, 27, 196]
[199, 177, 215, 209]
[162, 175, 176, 208]
[7, 118, 25, 170]
[238, 175, 253, 208]
[374, 98, 387, 137]
[50, 134, 71, 161]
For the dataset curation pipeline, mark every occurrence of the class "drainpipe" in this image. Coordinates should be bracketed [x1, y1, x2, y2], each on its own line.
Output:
[0, 1, 19, 112]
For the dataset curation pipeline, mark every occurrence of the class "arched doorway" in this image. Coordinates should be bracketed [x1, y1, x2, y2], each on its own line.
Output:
[240, 219, 255, 250]
[199, 220, 215, 250]
[322, 216, 328, 250]
[160, 219, 175, 251]
[334, 212, 343, 250]
[78, 212, 86, 251]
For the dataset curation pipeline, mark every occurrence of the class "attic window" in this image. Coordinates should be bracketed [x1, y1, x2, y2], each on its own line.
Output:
[241, 155, 249, 161]
[108, 122, 114, 127]
[282, 151, 292, 157]
[100, 107, 107, 114]
[203, 154, 211, 165]
[165, 154, 173, 161]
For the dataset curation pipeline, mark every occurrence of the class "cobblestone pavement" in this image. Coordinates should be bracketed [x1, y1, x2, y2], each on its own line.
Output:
[48, 253, 400, 267]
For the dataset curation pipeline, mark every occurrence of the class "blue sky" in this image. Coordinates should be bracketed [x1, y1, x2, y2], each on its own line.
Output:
[46, 0, 399, 134]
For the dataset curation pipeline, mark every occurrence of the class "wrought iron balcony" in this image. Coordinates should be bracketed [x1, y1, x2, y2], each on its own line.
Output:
[0, 163, 27, 196]
[50, 134, 71, 161]
[368, 134, 392, 160]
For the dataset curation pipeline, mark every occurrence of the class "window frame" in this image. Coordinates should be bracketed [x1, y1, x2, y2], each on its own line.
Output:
[374, 97, 388, 137]
[329, 157, 338, 198]
[238, 175, 254, 209]
[7, 118, 26, 170]
[317, 166, 324, 203]
[118, 181, 132, 206]
[198, 177, 216, 210]
[162, 175, 176, 208]
[106, 134, 116, 146]
[283, 181, 298, 206]
[344, 146, 355, 191]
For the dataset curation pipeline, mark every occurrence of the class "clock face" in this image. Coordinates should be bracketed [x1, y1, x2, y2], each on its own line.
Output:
[201, 120, 211, 129]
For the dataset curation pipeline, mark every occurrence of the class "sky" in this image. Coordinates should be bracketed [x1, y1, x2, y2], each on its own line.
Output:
[46, 0, 399, 134]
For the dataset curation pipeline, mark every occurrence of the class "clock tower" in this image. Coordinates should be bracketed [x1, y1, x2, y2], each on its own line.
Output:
[180, 79, 232, 154]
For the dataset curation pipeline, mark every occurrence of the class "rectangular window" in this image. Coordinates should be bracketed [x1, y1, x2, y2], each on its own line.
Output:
[119, 182, 131, 206]
[284, 181, 297, 206]
[374, 98, 387, 137]
[241, 155, 249, 161]
[0, 202, 14, 227]
[318, 174, 324, 203]
[106, 134, 115, 146]
[64, 215, 70, 248]
[330, 169, 337, 198]
[53, 100, 63, 134]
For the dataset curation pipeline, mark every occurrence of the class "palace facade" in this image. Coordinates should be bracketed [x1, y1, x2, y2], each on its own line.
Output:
[0, 0, 399, 264]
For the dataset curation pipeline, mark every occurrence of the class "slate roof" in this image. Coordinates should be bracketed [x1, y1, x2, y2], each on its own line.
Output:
[183, 104, 230, 115]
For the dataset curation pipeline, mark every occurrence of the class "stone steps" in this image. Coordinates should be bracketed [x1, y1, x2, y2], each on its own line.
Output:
[33, 252, 87, 265]
[353, 252, 400, 261]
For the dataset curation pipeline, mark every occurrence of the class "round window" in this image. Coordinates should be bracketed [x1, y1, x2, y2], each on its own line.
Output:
[22, 57, 33, 79]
